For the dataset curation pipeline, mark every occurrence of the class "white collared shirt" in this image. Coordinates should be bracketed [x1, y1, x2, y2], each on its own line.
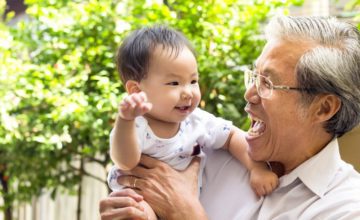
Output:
[200, 139, 360, 220]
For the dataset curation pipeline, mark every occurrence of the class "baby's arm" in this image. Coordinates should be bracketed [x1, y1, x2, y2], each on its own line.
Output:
[223, 126, 279, 196]
[110, 92, 152, 170]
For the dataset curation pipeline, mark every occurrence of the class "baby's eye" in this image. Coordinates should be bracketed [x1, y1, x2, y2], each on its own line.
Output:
[166, 81, 179, 86]
[191, 80, 198, 84]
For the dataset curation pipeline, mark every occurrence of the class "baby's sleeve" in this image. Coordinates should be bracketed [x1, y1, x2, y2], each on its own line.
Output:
[195, 109, 232, 150]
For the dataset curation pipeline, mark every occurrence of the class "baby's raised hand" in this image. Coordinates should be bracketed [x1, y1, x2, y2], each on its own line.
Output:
[118, 91, 152, 120]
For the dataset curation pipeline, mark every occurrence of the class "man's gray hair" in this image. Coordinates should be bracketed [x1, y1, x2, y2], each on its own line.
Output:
[265, 16, 360, 137]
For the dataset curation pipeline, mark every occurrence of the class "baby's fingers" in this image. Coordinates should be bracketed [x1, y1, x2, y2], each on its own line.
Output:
[138, 91, 148, 102]
[264, 184, 274, 195]
[131, 93, 146, 106]
[140, 102, 152, 113]
[255, 185, 266, 197]
[133, 102, 152, 116]
[122, 95, 137, 108]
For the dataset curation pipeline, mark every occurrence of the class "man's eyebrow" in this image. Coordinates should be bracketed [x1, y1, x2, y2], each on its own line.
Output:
[263, 67, 281, 82]
[253, 62, 280, 82]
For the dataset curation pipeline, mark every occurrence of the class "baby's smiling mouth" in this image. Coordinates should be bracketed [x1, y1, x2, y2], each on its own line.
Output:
[175, 106, 191, 111]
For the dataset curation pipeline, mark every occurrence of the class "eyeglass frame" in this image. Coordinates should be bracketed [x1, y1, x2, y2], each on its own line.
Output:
[244, 68, 311, 99]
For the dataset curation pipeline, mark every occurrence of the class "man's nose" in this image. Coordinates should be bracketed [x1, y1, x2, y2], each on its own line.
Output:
[244, 83, 260, 103]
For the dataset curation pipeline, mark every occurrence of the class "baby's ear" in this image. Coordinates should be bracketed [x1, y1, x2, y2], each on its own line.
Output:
[125, 80, 141, 94]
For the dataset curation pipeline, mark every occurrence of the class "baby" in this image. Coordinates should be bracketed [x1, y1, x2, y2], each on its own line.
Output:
[108, 25, 278, 198]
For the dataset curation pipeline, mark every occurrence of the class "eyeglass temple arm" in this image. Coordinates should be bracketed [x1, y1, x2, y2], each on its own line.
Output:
[273, 85, 308, 91]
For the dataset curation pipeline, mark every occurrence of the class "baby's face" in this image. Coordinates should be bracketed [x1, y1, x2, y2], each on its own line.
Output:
[139, 45, 201, 124]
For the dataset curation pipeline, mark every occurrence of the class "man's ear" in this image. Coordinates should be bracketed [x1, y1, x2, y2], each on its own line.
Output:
[313, 94, 341, 123]
[125, 80, 142, 94]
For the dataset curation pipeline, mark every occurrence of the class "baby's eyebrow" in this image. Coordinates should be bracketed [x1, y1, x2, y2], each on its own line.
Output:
[191, 73, 199, 77]
[164, 73, 181, 78]
[165, 73, 199, 79]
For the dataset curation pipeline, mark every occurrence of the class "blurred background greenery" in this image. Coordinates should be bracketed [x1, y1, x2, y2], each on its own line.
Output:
[0, 0, 359, 219]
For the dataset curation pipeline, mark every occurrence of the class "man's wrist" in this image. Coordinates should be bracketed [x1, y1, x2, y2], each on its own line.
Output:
[167, 196, 207, 220]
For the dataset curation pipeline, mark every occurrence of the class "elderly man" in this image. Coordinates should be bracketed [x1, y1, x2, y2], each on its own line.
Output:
[99, 16, 360, 220]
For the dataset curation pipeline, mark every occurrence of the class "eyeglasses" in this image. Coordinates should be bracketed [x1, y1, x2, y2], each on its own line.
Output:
[244, 69, 308, 99]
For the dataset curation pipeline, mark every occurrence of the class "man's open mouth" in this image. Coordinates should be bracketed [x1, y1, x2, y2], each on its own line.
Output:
[248, 117, 266, 137]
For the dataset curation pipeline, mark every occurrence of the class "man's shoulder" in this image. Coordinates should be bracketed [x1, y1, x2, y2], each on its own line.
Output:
[326, 162, 360, 197]
[304, 163, 360, 219]
[261, 161, 360, 219]
[332, 160, 360, 184]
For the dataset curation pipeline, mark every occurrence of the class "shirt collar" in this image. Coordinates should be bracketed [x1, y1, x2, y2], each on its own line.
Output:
[278, 138, 342, 198]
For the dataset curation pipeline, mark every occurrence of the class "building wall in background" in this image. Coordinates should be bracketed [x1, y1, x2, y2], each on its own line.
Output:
[339, 126, 360, 172]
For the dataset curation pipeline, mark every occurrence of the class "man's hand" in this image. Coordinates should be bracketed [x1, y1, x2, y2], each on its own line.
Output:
[99, 189, 157, 220]
[119, 92, 152, 120]
[118, 155, 208, 220]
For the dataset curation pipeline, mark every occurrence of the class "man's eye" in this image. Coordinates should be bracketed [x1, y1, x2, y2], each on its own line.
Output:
[166, 82, 179, 86]
[262, 78, 272, 89]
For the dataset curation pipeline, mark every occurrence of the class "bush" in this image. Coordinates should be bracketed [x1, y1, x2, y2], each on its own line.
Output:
[0, 0, 305, 218]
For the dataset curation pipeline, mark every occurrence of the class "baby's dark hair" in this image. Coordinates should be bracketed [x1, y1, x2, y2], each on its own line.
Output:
[116, 25, 196, 83]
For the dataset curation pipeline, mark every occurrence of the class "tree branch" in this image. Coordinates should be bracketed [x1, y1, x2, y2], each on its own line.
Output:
[69, 164, 107, 184]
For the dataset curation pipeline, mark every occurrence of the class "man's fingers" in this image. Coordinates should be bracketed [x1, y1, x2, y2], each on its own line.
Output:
[117, 175, 147, 192]
[100, 206, 147, 220]
[183, 157, 200, 176]
[187, 157, 201, 169]
[119, 165, 149, 179]
[99, 195, 141, 213]
[109, 188, 143, 201]
[139, 154, 164, 169]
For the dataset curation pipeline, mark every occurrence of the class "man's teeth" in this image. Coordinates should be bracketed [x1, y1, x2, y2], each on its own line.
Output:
[249, 119, 265, 136]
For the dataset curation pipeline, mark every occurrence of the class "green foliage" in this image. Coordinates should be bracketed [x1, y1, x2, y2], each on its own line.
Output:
[345, 0, 360, 28]
[0, 0, 304, 212]
[0, 0, 5, 16]
[1, 0, 120, 207]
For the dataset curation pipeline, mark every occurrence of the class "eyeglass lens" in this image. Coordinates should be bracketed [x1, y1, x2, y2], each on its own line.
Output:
[244, 69, 272, 98]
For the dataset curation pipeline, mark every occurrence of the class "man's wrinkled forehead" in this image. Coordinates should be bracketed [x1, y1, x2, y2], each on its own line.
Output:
[252, 42, 285, 81]
[254, 39, 314, 76]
